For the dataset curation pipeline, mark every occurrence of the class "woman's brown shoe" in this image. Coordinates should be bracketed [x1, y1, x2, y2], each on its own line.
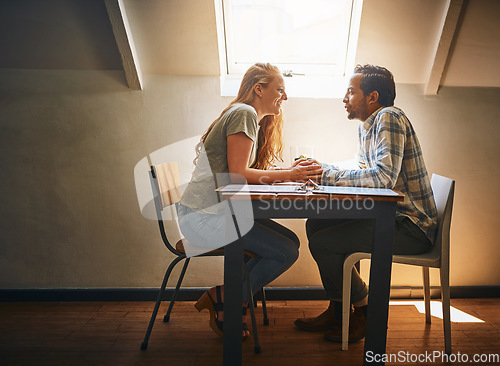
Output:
[194, 285, 250, 339]
[194, 286, 224, 337]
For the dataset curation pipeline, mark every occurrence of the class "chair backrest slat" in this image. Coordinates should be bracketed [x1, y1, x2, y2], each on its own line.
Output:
[153, 162, 182, 209]
[430, 174, 455, 265]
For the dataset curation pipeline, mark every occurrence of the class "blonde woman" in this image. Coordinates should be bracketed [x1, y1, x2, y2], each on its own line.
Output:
[178, 63, 322, 338]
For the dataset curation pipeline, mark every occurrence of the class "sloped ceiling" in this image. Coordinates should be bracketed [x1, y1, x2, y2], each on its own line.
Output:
[123, 0, 220, 76]
[0, 0, 122, 70]
[442, 0, 500, 87]
[0, 0, 499, 88]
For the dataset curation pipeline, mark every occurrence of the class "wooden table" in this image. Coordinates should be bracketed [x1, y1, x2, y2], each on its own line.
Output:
[220, 186, 405, 366]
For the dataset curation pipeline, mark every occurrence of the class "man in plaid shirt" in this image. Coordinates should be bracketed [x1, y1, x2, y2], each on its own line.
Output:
[294, 65, 438, 344]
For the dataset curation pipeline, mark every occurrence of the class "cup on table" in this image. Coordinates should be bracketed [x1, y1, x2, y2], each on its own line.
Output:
[290, 145, 315, 162]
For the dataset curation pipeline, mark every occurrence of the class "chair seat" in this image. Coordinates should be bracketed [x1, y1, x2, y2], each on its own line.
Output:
[175, 239, 257, 258]
[175, 239, 224, 255]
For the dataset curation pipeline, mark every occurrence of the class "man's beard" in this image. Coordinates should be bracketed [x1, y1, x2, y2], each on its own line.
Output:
[347, 103, 368, 120]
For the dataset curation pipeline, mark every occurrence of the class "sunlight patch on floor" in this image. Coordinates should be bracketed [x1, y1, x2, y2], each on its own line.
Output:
[389, 300, 484, 323]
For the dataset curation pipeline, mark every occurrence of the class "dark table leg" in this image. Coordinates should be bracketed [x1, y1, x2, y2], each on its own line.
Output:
[223, 238, 244, 366]
[363, 201, 396, 366]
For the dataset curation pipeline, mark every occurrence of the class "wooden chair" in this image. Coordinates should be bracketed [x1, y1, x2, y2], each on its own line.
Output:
[341, 174, 455, 353]
[140, 162, 268, 353]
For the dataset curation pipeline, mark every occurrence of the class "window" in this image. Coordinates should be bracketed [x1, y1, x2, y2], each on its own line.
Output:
[217, 0, 363, 98]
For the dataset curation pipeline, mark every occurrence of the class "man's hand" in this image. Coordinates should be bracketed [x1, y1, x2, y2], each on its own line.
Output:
[289, 158, 323, 182]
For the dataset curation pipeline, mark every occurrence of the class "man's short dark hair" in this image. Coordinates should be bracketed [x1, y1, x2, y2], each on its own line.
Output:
[354, 64, 396, 107]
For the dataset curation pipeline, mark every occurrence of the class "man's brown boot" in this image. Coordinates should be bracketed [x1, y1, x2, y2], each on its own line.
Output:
[294, 301, 345, 332]
[324, 305, 367, 343]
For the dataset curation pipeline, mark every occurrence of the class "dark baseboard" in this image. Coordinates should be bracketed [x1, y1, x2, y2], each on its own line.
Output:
[0, 286, 499, 302]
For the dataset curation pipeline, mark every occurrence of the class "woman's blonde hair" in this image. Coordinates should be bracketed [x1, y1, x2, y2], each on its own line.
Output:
[196, 63, 284, 170]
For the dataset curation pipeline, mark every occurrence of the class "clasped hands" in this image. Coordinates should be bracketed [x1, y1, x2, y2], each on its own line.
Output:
[290, 158, 323, 183]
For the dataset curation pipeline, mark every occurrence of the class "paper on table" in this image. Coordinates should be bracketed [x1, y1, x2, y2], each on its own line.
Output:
[218, 184, 300, 193]
[313, 186, 399, 196]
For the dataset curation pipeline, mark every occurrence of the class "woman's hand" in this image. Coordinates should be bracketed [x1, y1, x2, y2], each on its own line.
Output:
[289, 159, 323, 182]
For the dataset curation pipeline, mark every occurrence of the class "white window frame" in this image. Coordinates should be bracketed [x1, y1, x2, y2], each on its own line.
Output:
[215, 0, 363, 98]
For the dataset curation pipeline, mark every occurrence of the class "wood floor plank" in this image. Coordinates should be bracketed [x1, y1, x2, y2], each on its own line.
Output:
[0, 299, 499, 365]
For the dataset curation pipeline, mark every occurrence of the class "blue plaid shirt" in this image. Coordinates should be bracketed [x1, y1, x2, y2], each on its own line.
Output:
[321, 106, 438, 242]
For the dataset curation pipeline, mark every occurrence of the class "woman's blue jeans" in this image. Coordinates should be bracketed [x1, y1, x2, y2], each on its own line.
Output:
[178, 204, 300, 301]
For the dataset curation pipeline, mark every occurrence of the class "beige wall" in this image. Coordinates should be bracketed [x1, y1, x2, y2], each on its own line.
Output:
[1, 0, 499, 292]
[1, 68, 499, 290]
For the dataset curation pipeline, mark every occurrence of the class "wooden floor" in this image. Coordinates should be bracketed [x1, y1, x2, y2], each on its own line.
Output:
[0, 298, 499, 365]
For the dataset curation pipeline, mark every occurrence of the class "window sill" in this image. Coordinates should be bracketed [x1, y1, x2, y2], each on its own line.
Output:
[220, 74, 349, 99]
